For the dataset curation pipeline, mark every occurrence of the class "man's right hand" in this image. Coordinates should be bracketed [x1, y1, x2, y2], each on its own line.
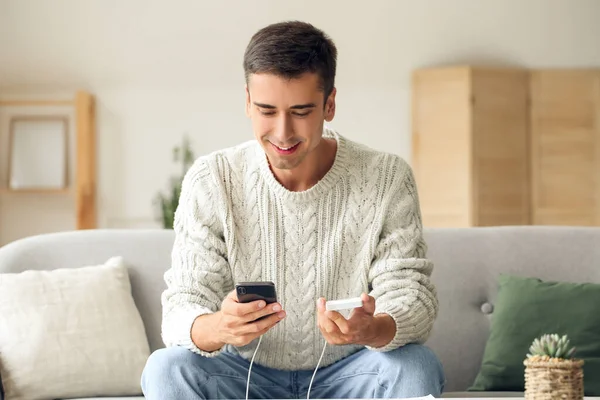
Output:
[191, 290, 286, 351]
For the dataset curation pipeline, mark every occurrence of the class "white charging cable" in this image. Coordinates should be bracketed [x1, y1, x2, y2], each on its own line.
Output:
[245, 331, 326, 400]
[246, 335, 263, 400]
[307, 341, 327, 399]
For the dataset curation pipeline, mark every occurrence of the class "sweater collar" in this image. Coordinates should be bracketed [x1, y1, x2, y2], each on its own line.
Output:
[255, 127, 348, 202]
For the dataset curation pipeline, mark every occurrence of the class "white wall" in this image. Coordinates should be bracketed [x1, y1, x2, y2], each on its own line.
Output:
[1, 0, 599, 234]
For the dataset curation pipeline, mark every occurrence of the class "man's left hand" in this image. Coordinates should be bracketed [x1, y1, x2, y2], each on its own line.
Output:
[316, 293, 395, 348]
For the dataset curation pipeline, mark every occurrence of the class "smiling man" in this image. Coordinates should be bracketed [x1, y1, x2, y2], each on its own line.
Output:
[141, 21, 445, 399]
[247, 71, 338, 193]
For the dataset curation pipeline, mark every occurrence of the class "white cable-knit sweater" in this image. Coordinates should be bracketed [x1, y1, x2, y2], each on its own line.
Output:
[161, 128, 438, 370]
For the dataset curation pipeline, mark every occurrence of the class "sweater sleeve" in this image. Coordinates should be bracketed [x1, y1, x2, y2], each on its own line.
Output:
[160, 158, 233, 357]
[366, 159, 439, 352]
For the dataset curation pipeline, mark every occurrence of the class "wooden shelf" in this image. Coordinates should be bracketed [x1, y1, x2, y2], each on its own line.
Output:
[0, 188, 72, 195]
[0, 100, 74, 107]
[0, 90, 97, 229]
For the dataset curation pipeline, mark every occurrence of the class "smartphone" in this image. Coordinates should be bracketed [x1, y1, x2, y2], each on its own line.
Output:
[235, 281, 278, 304]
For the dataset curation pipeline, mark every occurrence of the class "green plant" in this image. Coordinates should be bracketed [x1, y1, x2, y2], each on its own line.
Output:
[527, 333, 577, 361]
[154, 135, 195, 229]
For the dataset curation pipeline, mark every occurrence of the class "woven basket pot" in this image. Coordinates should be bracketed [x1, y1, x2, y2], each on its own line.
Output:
[524, 358, 584, 400]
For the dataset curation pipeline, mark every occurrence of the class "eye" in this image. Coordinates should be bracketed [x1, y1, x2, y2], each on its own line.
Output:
[259, 110, 275, 116]
[292, 112, 311, 117]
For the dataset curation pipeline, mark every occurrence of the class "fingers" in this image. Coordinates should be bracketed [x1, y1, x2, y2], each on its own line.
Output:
[233, 321, 278, 347]
[222, 296, 265, 316]
[327, 310, 351, 334]
[245, 302, 283, 323]
[317, 298, 346, 333]
[218, 290, 288, 347]
[317, 298, 341, 335]
[316, 295, 377, 346]
[316, 297, 357, 334]
[222, 290, 285, 319]
[322, 317, 339, 334]
[237, 310, 285, 336]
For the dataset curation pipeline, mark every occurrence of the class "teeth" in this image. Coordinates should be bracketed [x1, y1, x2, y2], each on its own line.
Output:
[277, 144, 296, 150]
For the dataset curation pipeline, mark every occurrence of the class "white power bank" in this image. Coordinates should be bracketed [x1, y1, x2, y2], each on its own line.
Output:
[325, 297, 363, 311]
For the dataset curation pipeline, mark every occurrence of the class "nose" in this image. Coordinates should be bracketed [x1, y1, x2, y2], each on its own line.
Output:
[273, 113, 294, 144]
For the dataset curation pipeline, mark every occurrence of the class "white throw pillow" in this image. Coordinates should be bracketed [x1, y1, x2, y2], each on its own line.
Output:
[0, 256, 151, 400]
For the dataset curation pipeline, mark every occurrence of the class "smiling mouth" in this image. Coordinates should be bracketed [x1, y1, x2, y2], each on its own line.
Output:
[271, 142, 300, 155]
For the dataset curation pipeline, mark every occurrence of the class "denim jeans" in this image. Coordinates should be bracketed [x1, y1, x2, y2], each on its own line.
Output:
[141, 343, 445, 399]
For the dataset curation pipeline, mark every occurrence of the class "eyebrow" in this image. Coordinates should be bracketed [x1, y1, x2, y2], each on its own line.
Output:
[253, 102, 317, 110]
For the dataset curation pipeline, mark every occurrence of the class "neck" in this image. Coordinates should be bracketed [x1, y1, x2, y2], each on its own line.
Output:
[271, 138, 337, 192]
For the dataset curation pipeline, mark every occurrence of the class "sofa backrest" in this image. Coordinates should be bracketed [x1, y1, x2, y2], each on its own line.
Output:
[423, 226, 600, 391]
[1, 226, 599, 391]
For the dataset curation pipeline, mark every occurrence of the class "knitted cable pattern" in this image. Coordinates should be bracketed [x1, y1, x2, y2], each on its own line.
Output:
[161, 127, 438, 370]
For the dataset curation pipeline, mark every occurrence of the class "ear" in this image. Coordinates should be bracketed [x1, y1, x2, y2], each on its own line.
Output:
[324, 87, 336, 122]
[245, 85, 251, 118]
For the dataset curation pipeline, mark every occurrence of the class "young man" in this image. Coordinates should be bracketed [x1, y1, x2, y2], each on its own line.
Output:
[142, 21, 445, 399]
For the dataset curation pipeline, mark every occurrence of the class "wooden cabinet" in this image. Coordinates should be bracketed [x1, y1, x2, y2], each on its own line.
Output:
[412, 66, 600, 227]
[530, 70, 600, 226]
[411, 66, 530, 227]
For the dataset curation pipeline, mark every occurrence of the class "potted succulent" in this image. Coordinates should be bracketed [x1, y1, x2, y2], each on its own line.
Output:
[524, 333, 584, 399]
[154, 135, 195, 229]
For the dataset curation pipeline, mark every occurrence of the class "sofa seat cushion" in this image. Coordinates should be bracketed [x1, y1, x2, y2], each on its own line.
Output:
[442, 391, 524, 398]
[65, 398, 146, 400]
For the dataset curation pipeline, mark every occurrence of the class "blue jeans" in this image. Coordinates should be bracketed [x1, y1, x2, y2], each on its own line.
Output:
[141, 343, 445, 399]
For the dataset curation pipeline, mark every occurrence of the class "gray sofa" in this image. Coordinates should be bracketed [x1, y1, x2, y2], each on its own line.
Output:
[1, 225, 599, 398]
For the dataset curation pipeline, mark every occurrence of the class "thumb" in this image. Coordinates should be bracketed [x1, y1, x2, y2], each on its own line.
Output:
[221, 290, 239, 314]
[316, 297, 326, 312]
[223, 290, 240, 311]
[226, 289, 239, 302]
[360, 293, 376, 315]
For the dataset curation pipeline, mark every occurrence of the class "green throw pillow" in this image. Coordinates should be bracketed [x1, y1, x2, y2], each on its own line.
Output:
[469, 274, 600, 395]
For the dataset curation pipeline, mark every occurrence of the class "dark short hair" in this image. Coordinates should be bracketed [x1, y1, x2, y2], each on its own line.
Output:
[243, 21, 338, 102]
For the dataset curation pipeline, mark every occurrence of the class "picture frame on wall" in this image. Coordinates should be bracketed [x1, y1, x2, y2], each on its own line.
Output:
[7, 116, 69, 191]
